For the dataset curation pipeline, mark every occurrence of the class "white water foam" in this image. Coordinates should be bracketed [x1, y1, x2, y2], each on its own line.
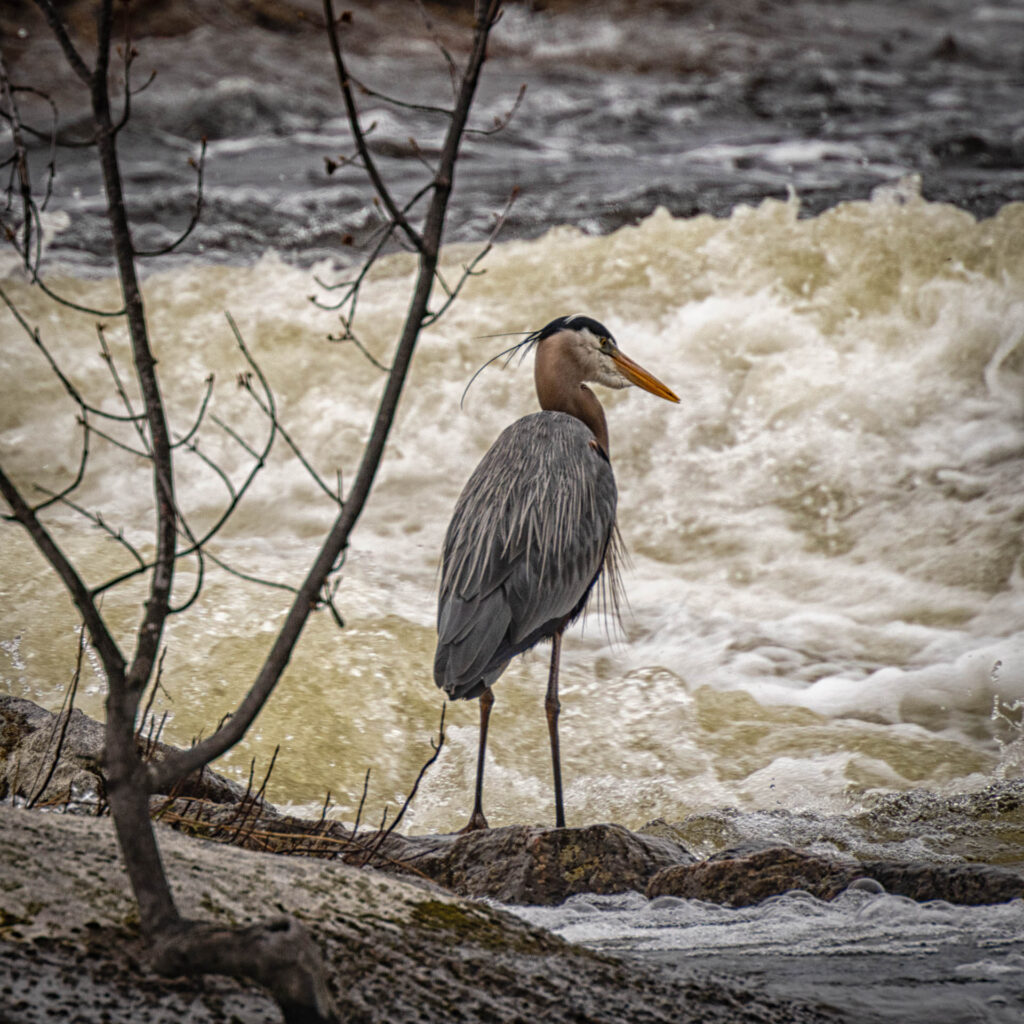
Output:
[3, 193, 1023, 827]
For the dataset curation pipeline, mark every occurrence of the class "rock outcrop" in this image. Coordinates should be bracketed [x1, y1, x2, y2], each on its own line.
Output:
[646, 841, 1024, 907]
[4, 694, 1023, 911]
[0, 694, 249, 810]
[372, 822, 696, 904]
[0, 806, 834, 1024]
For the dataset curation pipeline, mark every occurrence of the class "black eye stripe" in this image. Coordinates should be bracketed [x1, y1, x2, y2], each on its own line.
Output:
[533, 314, 615, 344]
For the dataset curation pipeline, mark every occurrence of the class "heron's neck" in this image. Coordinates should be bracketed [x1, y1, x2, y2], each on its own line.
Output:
[535, 343, 610, 456]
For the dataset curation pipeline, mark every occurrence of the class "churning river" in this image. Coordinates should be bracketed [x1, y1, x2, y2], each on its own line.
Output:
[2, 1, 1024, 1018]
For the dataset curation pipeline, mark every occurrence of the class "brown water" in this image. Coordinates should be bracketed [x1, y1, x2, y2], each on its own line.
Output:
[3, 195, 1023, 834]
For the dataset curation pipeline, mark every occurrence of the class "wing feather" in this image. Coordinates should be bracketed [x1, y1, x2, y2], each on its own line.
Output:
[434, 411, 617, 700]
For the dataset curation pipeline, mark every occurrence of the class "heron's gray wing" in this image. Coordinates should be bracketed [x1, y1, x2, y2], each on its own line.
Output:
[435, 411, 616, 700]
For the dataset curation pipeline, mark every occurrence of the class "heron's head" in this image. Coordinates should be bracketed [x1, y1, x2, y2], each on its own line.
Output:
[530, 314, 679, 402]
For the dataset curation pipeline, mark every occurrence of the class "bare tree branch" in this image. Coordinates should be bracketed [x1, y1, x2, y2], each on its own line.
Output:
[27, 624, 86, 808]
[0, 49, 34, 265]
[33, 486, 147, 569]
[358, 703, 445, 867]
[29, 411, 92, 514]
[7, 5, 507, 1013]
[149, 0, 504, 792]
[0, 286, 139, 421]
[328, 328, 389, 371]
[137, 140, 208, 259]
[342, 71, 453, 117]
[27, 275, 128, 317]
[0, 464, 126, 681]
[97, 324, 150, 451]
[415, 0, 459, 97]
[32, 0, 92, 85]
[91, 313, 277, 600]
[135, 647, 169, 746]
[324, 2, 426, 254]
[171, 373, 216, 450]
[424, 185, 518, 327]
[168, 547, 205, 615]
[465, 81, 527, 136]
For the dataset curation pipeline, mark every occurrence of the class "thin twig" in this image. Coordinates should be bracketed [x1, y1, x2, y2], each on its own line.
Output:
[171, 374, 216, 450]
[92, 313, 278, 600]
[359, 704, 445, 866]
[148, 0, 503, 794]
[30, 274, 128, 318]
[167, 545, 205, 615]
[239, 379, 343, 506]
[343, 70, 453, 117]
[465, 82, 527, 137]
[313, 181, 432, 306]
[136, 647, 168, 744]
[0, 48, 34, 267]
[32, 486, 147, 569]
[324, 0, 425, 255]
[423, 185, 518, 327]
[181, 437, 236, 499]
[33, 0, 92, 85]
[29, 410, 91, 514]
[0, 287, 140, 422]
[26, 625, 86, 808]
[199, 546, 300, 596]
[329, 329, 390, 372]
[97, 323, 151, 453]
[415, 0, 459, 96]
[136, 139, 208, 258]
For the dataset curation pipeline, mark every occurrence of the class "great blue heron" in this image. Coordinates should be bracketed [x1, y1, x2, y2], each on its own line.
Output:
[434, 314, 679, 830]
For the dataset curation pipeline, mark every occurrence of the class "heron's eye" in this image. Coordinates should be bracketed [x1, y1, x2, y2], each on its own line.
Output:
[599, 337, 613, 354]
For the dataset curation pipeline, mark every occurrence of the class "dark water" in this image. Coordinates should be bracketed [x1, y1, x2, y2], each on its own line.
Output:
[515, 889, 1024, 1024]
[9, 0, 1024, 268]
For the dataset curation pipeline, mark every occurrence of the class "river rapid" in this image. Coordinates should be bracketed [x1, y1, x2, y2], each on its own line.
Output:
[4, 186, 1023, 833]
[3, 2, 1024, 1014]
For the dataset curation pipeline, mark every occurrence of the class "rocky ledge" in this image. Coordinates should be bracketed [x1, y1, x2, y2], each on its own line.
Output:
[370, 825, 1024, 908]
[3, 694, 1024, 1022]
[8, 692, 1019, 909]
[2, 696, 837, 1023]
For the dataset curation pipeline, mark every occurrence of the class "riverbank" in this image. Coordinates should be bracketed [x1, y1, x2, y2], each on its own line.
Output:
[1, 804, 842, 1024]
[3, 696, 1024, 1022]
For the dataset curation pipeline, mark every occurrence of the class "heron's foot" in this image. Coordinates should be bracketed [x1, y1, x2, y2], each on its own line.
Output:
[459, 809, 489, 833]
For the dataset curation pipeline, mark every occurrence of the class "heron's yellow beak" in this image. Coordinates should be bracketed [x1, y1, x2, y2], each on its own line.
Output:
[611, 349, 680, 403]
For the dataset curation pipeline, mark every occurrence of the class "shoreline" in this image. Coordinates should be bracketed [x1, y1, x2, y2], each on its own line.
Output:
[3, 695, 1024, 1022]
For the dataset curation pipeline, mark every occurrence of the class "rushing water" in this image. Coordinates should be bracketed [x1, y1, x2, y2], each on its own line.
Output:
[9, 0, 1024, 269]
[3, 189, 1023, 837]
[512, 889, 1024, 1024]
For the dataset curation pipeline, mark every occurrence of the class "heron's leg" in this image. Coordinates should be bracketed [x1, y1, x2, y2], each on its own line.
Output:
[545, 629, 566, 829]
[462, 687, 494, 832]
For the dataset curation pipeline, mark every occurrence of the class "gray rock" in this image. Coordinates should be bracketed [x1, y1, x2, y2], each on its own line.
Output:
[646, 844, 1024, 906]
[0, 695, 106, 810]
[0, 806, 835, 1024]
[0, 694, 254, 810]
[372, 822, 697, 904]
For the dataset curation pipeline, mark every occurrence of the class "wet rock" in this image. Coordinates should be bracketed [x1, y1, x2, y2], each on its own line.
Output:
[647, 845, 858, 905]
[1, 696, 108, 810]
[372, 822, 697, 905]
[646, 844, 1024, 907]
[647, 791, 1024, 871]
[856, 859, 1024, 906]
[0, 695, 252, 810]
[7, 696, 1022, 914]
[0, 806, 835, 1024]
